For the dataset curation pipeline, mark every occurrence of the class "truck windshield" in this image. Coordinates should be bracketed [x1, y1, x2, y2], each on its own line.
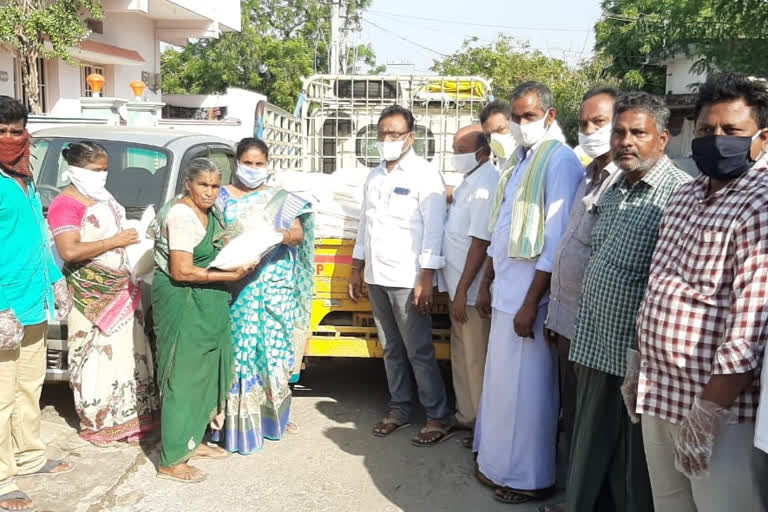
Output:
[32, 138, 172, 214]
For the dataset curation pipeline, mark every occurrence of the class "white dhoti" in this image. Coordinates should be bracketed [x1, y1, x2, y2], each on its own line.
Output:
[473, 305, 559, 490]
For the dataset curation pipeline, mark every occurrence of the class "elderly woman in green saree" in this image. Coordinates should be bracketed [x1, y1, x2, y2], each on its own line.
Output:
[148, 158, 254, 483]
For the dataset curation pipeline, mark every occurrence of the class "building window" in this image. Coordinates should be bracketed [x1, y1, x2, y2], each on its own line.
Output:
[13, 57, 47, 113]
[81, 63, 105, 97]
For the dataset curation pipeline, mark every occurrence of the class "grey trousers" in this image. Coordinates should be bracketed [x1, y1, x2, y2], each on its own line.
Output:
[368, 284, 449, 422]
[643, 415, 766, 512]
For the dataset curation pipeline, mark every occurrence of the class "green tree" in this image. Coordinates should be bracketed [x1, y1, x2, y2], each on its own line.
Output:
[432, 35, 620, 144]
[0, 0, 103, 114]
[161, 0, 378, 112]
[596, 0, 768, 93]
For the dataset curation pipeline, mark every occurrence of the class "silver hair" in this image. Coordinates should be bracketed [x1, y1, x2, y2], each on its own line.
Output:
[511, 81, 554, 112]
[614, 91, 671, 134]
[184, 157, 221, 183]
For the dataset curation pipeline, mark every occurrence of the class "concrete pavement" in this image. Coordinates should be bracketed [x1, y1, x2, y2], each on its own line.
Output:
[21, 359, 563, 512]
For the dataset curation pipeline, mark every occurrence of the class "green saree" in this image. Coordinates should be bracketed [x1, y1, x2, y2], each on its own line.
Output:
[151, 206, 233, 467]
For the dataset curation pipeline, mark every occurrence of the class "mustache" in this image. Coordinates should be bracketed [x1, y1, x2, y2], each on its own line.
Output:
[615, 148, 639, 158]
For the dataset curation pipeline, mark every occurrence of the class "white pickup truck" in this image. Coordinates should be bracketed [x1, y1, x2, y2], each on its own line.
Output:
[34, 125, 239, 381]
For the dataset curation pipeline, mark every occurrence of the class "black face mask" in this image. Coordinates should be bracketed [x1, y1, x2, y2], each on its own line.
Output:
[692, 134, 756, 181]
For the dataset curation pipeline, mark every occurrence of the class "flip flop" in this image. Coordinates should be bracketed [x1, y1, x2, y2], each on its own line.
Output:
[156, 470, 208, 484]
[0, 491, 38, 512]
[16, 459, 73, 478]
[474, 463, 500, 490]
[188, 443, 231, 461]
[372, 415, 410, 437]
[495, 486, 557, 505]
[410, 423, 455, 447]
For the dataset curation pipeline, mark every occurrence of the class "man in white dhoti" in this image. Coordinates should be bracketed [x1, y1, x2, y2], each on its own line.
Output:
[473, 82, 584, 505]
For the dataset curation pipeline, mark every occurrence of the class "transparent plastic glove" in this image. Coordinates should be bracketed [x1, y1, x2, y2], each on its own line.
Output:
[620, 348, 641, 424]
[0, 309, 24, 350]
[53, 279, 73, 321]
[674, 396, 730, 479]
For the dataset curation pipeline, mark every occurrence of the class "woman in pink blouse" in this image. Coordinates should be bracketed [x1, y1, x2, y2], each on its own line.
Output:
[47, 141, 158, 447]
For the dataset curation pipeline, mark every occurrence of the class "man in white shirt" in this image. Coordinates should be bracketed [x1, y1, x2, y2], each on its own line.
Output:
[438, 123, 498, 442]
[348, 105, 451, 446]
[473, 82, 584, 504]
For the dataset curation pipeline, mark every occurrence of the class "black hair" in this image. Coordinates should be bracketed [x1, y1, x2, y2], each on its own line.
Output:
[61, 141, 109, 167]
[0, 96, 28, 127]
[695, 73, 768, 129]
[582, 87, 619, 103]
[511, 81, 554, 111]
[614, 91, 670, 134]
[479, 101, 512, 124]
[236, 137, 270, 161]
[377, 104, 415, 132]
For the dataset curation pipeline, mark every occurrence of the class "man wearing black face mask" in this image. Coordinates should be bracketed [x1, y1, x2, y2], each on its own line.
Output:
[633, 73, 768, 511]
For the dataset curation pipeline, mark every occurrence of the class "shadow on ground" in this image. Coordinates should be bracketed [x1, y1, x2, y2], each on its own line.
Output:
[299, 358, 553, 512]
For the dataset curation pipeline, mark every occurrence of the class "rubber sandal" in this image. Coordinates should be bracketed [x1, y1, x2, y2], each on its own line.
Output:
[372, 415, 410, 437]
[462, 434, 474, 449]
[16, 459, 73, 478]
[156, 470, 208, 484]
[0, 491, 38, 512]
[410, 423, 455, 447]
[495, 485, 557, 505]
[188, 443, 230, 461]
[474, 463, 500, 490]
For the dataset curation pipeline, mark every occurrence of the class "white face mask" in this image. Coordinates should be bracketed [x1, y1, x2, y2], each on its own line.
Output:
[578, 124, 612, 159]
[377, 140, 408, 163]
[236, 162, 268, 189]
[514, 111, 551, 147]
[489, 133, 517, 160]
[64, 165, 110, 201]
[452, 149, 480, 175]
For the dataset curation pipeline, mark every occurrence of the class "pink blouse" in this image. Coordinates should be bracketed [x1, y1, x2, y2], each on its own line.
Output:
[47, 195, 87, 236]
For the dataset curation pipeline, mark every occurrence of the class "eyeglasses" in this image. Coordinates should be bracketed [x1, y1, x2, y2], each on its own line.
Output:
[377, 130, 411, 142]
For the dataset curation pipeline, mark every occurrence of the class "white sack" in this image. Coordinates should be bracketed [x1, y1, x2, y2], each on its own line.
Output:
[207, 225, 283, 271]
[122, 205, 156, 282]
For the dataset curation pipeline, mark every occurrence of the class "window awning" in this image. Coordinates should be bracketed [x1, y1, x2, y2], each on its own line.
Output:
[68, 40, 145, 66]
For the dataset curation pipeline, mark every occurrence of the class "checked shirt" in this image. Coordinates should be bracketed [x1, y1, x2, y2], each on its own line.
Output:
[637, 166, 768, 424]
[570, 156, 691, 377]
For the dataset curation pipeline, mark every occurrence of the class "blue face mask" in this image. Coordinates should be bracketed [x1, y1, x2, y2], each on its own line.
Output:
[236, 162, 268, 189]
[692, 132, 761, 181]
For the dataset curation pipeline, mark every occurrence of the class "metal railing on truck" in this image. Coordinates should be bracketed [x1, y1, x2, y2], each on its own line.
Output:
[298, 74, 493, 175]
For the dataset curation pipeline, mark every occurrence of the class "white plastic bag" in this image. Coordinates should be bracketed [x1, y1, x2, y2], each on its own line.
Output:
[207, 224, 283, 271]
[123, 206, 156, 282]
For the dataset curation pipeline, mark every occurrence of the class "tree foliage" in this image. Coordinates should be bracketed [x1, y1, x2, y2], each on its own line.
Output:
[0, 0, 103, 113]
[161, 0, 378, 112]
[432, 35, 621, 144]
[596, 0, 768, 93]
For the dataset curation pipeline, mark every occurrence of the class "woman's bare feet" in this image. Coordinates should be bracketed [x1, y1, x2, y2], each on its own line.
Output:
[156, 463, 207, 483]
[286, 422, 300, 434]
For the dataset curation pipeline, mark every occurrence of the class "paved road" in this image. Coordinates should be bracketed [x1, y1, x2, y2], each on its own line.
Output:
[24, 358, 563, 512]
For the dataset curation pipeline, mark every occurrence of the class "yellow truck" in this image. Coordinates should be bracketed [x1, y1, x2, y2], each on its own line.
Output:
[283, 74, 493, 360]
[309, 238, 452, 360]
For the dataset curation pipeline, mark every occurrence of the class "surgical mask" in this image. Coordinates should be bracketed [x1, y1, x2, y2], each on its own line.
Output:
[236, 162, 268, 189]
[691, 131, 762, 181]
[578, 124, 612, 159]
[513, 111, 552, 147]
[377, 140, 408, 162]
[64, 165, 110, 201]
[452, 149, 480, 175]
[489, 133, 516, 160]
